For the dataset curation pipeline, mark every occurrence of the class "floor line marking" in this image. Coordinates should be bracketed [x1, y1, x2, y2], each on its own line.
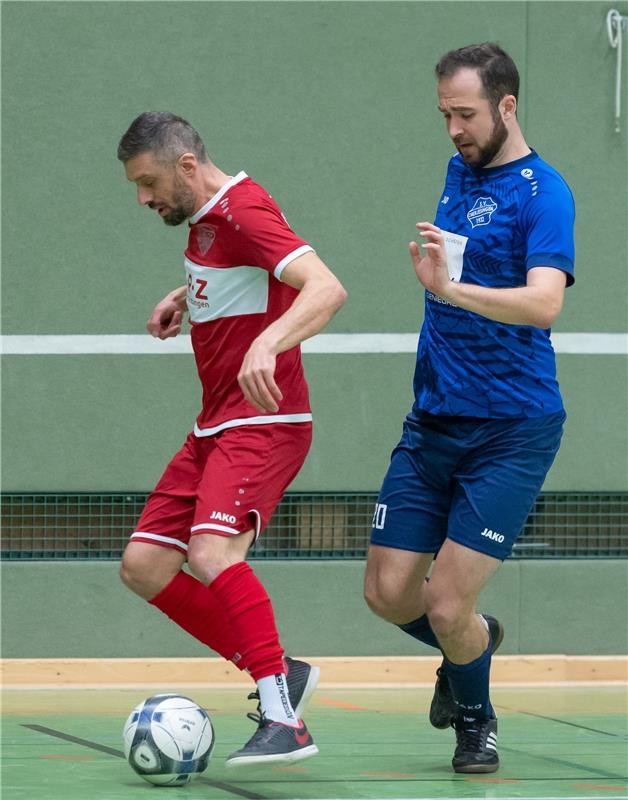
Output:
[497, 706, 626, 738]
[316, 697, 370, 711]
[498, 743, 628, 782]
[21, 724, 267, 800]
[22, 723, 124, 758]
[214, 778, 628, 784]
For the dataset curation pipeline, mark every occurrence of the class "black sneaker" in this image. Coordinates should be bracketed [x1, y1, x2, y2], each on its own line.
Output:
[226, 716, 318, 768]
[429, 615, 504, 729]
[247, 657, 320, 719]
[452, 716, 499, 773]
[283, 657, 320, 718]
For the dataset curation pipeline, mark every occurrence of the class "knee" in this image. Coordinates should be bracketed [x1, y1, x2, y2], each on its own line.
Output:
[119, 546, 179, 600]
[424, 590, 467, 641]
[187, 550, 219, 585]
[119, 549, 151, 597]
[187, 539, 244, 586]
[363, 573, 405, 623]
[363, 581, 385, 617]
[425, 605, 457, 641]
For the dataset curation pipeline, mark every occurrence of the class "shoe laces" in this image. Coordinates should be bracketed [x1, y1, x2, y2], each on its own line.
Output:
[434, 666, 451, 692]
[246, 691, 265, 727]
[453, 718, 488, 751]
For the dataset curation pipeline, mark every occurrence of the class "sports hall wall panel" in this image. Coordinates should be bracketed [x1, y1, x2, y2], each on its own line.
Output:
[2, 354, 627, 491]
[2, 560, 627, 657]
[2, 1, 627, 495]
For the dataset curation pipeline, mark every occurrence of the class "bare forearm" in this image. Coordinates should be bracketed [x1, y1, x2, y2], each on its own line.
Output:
[441, 281, 561, 329]
[412, 224, 565, 329]
[167, 285, 188, 311]
[238, 251, 346, 413]
[256, 278, 347, 355]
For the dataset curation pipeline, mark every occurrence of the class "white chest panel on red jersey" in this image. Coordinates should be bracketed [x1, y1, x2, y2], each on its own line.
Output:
[185, 257, 269, 323]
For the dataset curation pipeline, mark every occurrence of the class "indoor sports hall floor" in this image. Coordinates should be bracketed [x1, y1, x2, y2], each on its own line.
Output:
[2, 685, 626, 800]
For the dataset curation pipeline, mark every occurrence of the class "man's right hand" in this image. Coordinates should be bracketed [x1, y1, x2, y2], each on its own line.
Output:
[146, 286, 187, 339]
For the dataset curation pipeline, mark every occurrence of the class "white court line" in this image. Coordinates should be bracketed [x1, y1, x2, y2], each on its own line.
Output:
[1, 333, 627, 355]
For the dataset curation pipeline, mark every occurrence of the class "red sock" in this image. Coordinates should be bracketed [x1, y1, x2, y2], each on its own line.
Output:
[210, 561, 284, 681]
[149, 571, 246, 670]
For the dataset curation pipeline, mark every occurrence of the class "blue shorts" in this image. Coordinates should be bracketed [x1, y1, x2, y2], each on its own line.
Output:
[370, 410, 565, 561]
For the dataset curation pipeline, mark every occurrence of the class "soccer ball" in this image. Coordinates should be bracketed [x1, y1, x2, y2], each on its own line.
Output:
[123, 694, 215, 785]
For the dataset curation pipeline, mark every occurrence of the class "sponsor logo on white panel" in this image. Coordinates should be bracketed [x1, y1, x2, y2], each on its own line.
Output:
[185, 259, 268, 322]
[442, 230, 468, 282]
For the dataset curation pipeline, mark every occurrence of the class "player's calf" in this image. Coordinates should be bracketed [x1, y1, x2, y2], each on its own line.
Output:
[430, 615, 503, 729]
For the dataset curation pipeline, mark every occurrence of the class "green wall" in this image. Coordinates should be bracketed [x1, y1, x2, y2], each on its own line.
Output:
[2, 353, 627, 491]
[2, 560, 627, 657]
[2, 1, 627, 492]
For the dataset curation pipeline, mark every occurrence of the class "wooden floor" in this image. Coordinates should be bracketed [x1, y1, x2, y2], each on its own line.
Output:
[2, 655, 626, 689]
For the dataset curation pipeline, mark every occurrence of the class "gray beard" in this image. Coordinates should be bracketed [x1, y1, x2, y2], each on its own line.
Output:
[162, 178, 197, 226]
[162, 206, 190, 226]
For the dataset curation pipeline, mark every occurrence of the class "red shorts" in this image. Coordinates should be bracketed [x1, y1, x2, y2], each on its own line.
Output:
[131, 423, 312, 554]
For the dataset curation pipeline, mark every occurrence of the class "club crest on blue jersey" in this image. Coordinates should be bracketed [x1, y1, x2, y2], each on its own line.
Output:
[466, 196, 497, 228]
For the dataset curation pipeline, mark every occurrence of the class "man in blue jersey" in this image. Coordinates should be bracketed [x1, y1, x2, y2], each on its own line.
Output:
[364, 43, 575, 774]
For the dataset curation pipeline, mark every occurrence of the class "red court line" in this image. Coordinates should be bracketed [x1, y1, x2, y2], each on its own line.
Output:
[41, 755, 95, 761]
[362, 771, 419, 777]
[316, 697, 370, 711]
[272, 767, 309, 773]
[573, 786, 628, 792]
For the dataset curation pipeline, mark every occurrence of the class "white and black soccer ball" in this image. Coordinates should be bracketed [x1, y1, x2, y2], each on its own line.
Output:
[123, 694, 215, 786]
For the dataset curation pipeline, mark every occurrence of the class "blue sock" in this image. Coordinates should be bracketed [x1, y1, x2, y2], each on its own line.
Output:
[445, 639, 494, 723]
[397, 614, 440, 649]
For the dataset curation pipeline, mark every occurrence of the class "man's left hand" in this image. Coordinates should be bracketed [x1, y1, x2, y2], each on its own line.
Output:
[409, 222, 453, 299]
[238, 340, 283, 413]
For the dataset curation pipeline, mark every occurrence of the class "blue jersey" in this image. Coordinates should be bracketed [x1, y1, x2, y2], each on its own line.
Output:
[412, 150, 575, 418]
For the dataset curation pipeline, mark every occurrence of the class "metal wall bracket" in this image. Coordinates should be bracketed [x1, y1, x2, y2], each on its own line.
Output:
[607, 8, 628, 132]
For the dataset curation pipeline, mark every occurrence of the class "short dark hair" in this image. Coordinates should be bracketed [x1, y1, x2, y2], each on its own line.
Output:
[435, 43, 520, 110]
[117, 112, 209, 164]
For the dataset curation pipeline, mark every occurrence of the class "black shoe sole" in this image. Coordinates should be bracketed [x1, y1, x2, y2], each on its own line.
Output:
[453, 758, 499, 774]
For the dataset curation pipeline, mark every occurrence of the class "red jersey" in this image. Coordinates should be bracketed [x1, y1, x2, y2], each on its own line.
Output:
[184, 172, 313, 437]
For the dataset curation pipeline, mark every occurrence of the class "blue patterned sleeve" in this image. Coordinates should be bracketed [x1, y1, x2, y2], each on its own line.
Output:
[521, 174, 575, 286]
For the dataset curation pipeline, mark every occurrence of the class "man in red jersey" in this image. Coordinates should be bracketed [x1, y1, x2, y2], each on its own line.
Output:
[117, 112, 347, 767]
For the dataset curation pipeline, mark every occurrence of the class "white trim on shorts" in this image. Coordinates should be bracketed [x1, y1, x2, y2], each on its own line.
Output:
[250, 509, 262, 541]
[130, 531, 189, 551]
[193, 413, 312, 438]
[192, 511, 263, 541]
[191, 522, 240, 535]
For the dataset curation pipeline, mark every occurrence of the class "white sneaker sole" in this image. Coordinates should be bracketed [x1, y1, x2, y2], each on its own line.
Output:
[225, 744, 319, 769]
